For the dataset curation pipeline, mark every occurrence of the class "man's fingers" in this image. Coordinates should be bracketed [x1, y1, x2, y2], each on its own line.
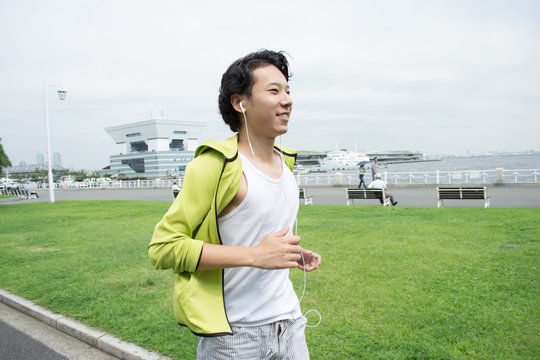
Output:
[277, 226, 290, 236]
[287, 261, 301, 269]
[286, 236, 301, 246]
[297, 251, 322, 272]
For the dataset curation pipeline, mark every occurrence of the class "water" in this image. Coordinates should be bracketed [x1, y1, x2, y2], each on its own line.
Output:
[298, 154, 540, 185]
[380, 154, 540, 173]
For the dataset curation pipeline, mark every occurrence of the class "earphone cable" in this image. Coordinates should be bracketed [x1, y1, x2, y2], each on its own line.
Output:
[241, 107, 256, 158]
[294, 219, 322, 328]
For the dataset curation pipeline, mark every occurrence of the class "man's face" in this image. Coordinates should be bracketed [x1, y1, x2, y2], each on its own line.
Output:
[243, 65, 292, 138]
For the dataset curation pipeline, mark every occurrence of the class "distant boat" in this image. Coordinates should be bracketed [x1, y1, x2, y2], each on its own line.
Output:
[293, 165, 310, 174]
[367, 151, 424, 162]
[319, 150, 370, 170]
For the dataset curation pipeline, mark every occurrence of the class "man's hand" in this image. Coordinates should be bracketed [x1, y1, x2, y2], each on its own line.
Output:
[297, 249, 321, 272]
[253, 226, 303, 269]
[199, 226, 321, 271]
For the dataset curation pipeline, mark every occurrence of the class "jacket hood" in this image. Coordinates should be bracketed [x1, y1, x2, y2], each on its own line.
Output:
[195, 134, 298, 168]
[195, 134, 239, 160]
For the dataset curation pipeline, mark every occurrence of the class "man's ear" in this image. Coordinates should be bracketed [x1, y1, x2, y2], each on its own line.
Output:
[231, 94, 244, 113]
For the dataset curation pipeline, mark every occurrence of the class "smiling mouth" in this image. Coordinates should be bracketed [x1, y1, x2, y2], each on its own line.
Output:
[277, 112, 290, 120]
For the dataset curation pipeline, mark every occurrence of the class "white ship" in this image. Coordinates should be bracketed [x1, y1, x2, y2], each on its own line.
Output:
[319, 150, 370, 170]
[367, 150, 423, 162]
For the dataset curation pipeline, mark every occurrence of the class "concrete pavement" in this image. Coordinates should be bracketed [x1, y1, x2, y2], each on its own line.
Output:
[1, 302, 112, 360]
[0, 290, 171, 360]
[305, 184, 540, 207]
[2, 184, 539, 208]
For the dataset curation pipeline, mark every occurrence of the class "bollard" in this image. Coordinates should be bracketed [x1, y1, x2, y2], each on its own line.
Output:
[495, 168, 504, 184]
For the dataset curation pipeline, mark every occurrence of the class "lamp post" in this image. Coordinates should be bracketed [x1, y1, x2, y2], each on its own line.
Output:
[44, 80, 67, 203]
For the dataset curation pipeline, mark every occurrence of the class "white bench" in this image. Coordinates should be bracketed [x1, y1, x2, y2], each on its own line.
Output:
[437, 187, 490, 208]
[346, 188, 390, 206]
[299, 188, 313, 205]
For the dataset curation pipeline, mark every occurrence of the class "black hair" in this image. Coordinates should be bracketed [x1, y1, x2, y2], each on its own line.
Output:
[218, 49, 291, 132]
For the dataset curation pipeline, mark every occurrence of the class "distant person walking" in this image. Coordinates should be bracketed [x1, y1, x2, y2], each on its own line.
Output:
[371, 156, 379, 181]
[368, 173, 398, 206]
[357, 164, 367, 189]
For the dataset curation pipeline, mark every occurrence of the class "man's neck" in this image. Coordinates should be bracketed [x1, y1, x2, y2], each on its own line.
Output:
[238, 132, 277, 163]
[238, 132, 282, 178]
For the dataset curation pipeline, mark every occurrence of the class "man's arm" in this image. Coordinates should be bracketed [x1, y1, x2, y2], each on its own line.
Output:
[198, 226, 304, 270]
[148, 153, 222, 273]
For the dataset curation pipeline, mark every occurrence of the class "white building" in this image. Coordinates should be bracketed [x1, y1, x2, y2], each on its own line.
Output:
[53, 152, 62, 168]
[36, 153, 45, 166]
[103, 118, 207, 178]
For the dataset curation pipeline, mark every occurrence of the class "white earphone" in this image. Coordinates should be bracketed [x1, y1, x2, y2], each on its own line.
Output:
[239, 101, 256, 158]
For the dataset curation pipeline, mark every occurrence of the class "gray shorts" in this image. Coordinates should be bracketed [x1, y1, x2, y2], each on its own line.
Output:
[197, 316, 309, 360]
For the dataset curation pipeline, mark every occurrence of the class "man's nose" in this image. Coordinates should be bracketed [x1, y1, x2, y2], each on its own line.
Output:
[281, 92, 292, 107]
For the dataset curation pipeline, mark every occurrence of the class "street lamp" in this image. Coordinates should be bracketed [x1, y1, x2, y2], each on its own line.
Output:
[44, 80, 67, 203]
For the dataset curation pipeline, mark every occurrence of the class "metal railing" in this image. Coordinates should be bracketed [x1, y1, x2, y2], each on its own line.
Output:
[38, 178, 181, 190]
[35, 168, 539, 189]
[296, 168, 540, 186]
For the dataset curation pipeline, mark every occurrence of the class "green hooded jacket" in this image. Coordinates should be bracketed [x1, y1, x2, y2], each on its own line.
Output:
[148, 134, 297, 336]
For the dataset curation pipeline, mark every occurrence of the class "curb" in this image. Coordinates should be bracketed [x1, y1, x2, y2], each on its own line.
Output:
[0, 196, 23, 203]
[0, 288, 172, 360]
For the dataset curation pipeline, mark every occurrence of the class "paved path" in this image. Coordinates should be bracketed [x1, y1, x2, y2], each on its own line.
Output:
[0, 302, 116, 360]
[0, 289, 171, 360]
[306, 185, 540, 208]
[3, 184, 540, 208]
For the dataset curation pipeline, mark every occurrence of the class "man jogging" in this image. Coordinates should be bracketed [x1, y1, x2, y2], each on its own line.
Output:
[148, 49, 321, 359]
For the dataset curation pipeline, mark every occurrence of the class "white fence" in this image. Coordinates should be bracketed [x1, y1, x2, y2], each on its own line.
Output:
[36, 168, 540, 190]
[295, 168, 540, 186]
[39, 178, 181, 190]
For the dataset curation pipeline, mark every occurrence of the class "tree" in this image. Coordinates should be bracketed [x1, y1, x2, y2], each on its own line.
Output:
[0, 143, 11, 168]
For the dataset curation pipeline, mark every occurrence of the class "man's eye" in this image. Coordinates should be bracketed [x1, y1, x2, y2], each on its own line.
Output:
[269, 88, 279, 93]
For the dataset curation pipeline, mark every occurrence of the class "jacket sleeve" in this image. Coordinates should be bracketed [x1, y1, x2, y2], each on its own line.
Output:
[148, 151, 223, 273]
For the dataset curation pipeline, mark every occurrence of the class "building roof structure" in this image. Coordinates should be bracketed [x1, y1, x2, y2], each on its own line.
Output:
[102, 118, 207, 178]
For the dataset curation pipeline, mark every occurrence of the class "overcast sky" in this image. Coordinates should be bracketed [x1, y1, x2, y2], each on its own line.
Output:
[1, 0, 539, 170]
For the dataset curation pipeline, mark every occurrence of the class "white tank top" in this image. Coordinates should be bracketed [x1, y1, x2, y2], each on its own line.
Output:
[217, 151, 301, 326]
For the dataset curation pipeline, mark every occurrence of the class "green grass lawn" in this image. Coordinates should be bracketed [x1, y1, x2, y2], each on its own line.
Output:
[0, 201, 538, 359]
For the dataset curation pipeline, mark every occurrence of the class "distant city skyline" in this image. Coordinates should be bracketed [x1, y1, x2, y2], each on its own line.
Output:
[13, 152, 63, 168]
[36, 153, 44, 166]
[6, 148, 538, 172]
[5, 119, 538, 170]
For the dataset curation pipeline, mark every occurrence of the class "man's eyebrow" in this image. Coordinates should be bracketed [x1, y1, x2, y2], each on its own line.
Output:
[266, 81, 289, 89]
